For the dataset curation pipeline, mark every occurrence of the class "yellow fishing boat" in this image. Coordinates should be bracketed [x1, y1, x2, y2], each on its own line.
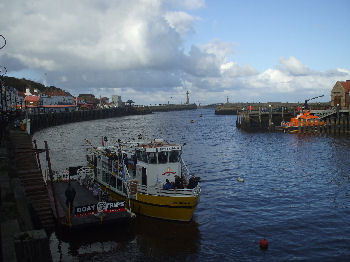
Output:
[84, 138, 201, 222]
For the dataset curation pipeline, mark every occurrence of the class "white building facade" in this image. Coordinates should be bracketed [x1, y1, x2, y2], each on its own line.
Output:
[112, 95, 122, 107]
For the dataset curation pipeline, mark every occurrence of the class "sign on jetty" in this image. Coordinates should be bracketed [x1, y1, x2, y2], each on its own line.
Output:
[47, 181, 131, 228]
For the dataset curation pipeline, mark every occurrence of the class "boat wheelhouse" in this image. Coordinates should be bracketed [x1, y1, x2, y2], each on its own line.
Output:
[86, 138, 200, 222]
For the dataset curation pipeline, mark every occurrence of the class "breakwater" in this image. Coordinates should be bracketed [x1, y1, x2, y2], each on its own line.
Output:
[149, 103, 197, 112]
[29, 106, 151, 134]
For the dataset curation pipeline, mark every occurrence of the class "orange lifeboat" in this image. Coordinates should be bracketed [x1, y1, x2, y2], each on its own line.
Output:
[282, 110, 324, 131]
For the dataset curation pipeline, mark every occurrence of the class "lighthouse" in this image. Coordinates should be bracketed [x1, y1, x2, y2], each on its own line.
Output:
[186, 91, 189, 105]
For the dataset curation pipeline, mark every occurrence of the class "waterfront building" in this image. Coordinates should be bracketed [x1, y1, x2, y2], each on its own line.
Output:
[22, 88, 77, 113]
[1, 86, 25, 111]
[78, 94, 98, 109]
[112, 95, 122, 107]
[331, 80, 350, 109]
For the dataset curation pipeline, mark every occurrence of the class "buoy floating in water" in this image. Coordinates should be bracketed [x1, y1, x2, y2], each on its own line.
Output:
[237, 177, 244, 182]
[260, 238, 268, 249]
[190, 120, 194, 123]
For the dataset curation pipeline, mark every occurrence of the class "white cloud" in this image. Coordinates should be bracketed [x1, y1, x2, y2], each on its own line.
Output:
[220, 62, 258, 77]
[167, 0, 205, 10]
[164, 11, 197, 35]
[202, 40, 235, 63]
[279, 56, 312, 76]
[1, 0, 349, 105]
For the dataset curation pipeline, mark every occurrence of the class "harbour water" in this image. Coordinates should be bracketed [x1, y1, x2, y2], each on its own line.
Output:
[33, 108, 350, 261]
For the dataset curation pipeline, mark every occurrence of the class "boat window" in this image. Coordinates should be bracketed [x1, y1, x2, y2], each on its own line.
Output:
[148, 152, 157, 164]
[117, 178, 122, 191]
[141, 151, 148, 163]
[136, 150, 142, 162]
[102, 171, 107, 183]
[110, 176, 116, 188]
[158, 151, 168, 164]
[169, 150, 180, 163]
[142, 167, 147, 186]
[122, 184, 127, 194]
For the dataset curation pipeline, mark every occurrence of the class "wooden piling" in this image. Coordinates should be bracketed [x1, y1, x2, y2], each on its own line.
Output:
[331, 118, 335, 135]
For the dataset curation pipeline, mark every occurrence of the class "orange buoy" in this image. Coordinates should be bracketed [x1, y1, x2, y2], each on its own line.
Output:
[260, 238, 268, 249]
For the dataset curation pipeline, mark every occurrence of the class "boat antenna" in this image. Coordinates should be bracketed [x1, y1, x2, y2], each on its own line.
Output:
[304, 95, 324, 110]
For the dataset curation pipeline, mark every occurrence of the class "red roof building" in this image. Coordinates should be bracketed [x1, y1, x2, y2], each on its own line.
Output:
[331, 80, 350, 108]
[24, 95, 40, 107]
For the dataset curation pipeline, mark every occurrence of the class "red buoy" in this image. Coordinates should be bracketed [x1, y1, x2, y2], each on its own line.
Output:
[260, 238, 268, 249]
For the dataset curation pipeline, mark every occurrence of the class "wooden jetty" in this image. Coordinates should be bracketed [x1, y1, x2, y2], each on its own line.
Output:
[236, 107, 350, 135]
[47, 181, 132, 229]
[236, 107, 294, 132]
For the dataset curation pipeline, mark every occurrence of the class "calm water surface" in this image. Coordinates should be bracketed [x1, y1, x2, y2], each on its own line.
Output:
[33, 109, 350, 261]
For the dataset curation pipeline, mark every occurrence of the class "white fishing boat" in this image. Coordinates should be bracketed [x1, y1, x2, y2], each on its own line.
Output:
[84, 138, 201, 222]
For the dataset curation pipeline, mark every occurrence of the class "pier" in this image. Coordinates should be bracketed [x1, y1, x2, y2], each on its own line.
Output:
[149, 103, 197, 112]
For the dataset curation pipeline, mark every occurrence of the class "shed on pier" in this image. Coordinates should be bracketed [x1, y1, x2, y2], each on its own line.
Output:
[331, 80, 350, 109]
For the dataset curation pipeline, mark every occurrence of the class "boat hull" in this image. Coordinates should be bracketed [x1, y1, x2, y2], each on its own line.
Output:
[102, 185, 199, 222]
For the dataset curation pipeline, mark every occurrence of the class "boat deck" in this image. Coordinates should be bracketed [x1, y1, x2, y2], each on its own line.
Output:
[47, 181, 132, 228]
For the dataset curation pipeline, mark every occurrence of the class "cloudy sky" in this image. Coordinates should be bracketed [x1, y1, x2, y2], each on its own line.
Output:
[1, 0, 349, 105]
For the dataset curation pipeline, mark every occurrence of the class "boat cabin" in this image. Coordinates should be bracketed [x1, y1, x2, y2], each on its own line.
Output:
[134, 140, 182, 187]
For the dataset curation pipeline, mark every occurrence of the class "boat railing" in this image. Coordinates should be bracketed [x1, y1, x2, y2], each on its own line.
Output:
[180, 157, 190, 181]
[312, 107, 337, 119]
[136, 184, 200, 197]
[121, 159, 136, 204]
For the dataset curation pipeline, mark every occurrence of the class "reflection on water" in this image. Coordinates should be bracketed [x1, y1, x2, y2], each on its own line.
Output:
[52, 224, 135, 260]
[132, 216, 200, 258]
[50, 216, 200, 262]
